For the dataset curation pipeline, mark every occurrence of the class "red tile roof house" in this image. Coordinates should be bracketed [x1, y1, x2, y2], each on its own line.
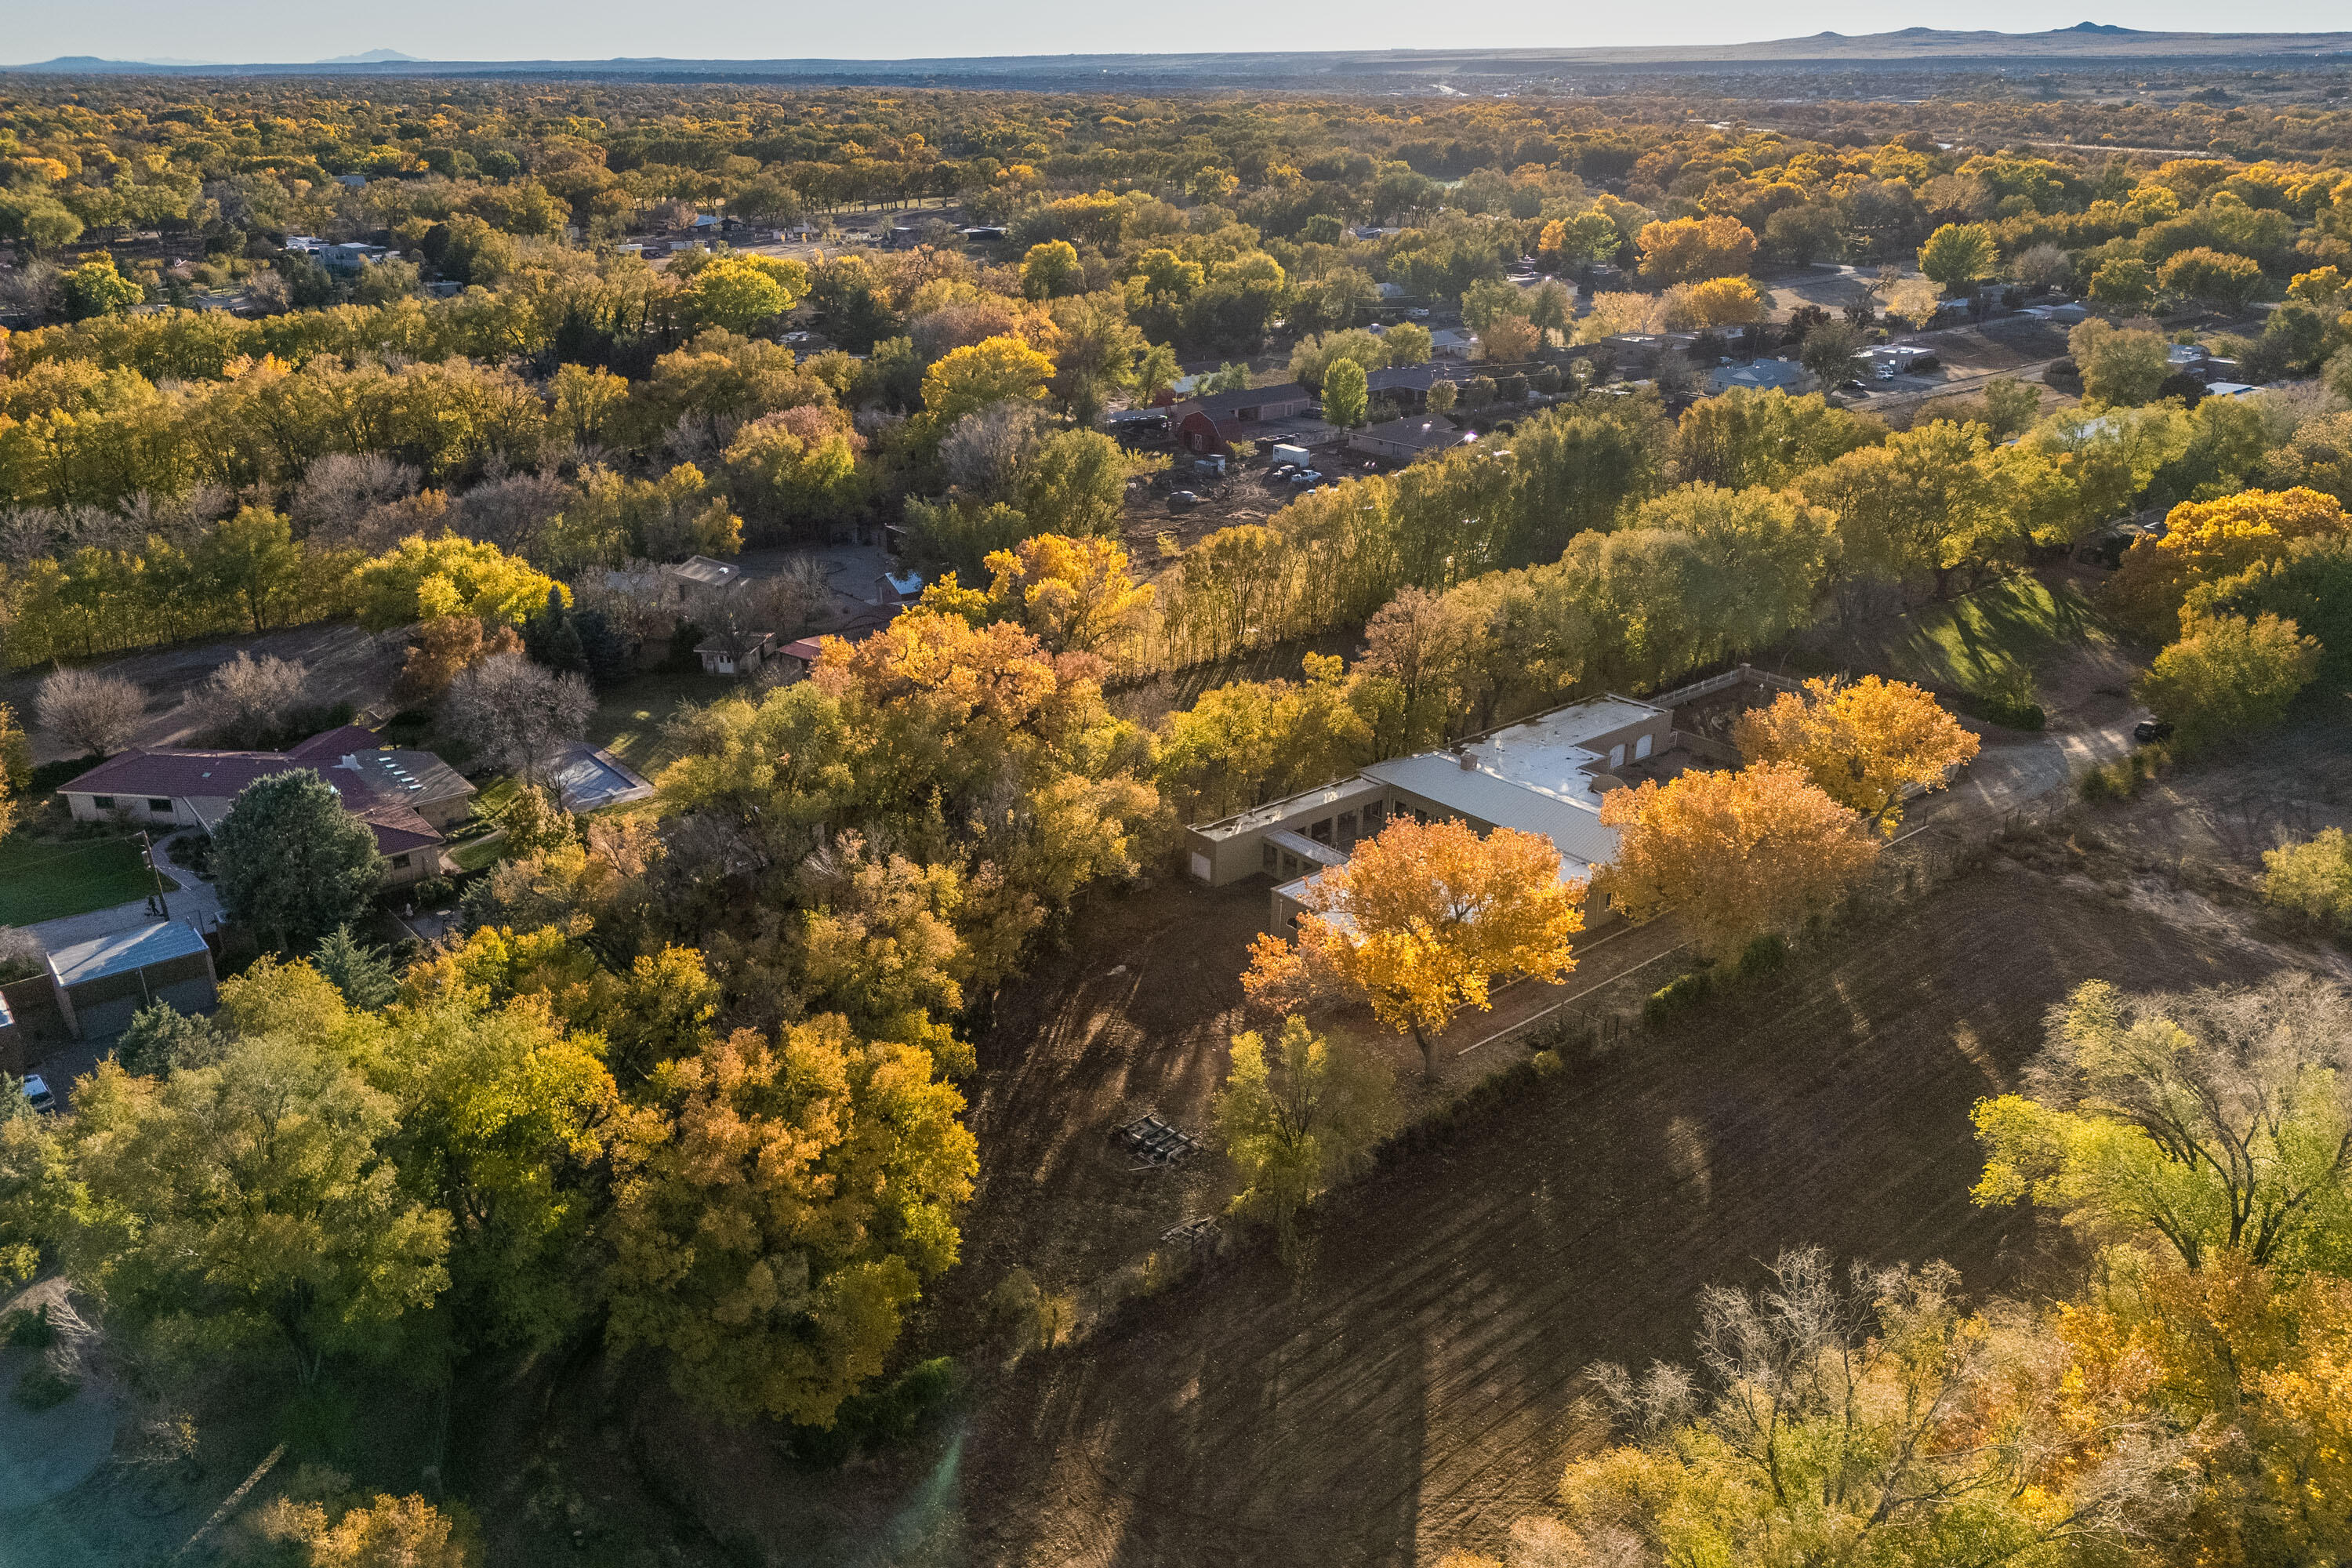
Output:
[56, 725, 476, 888]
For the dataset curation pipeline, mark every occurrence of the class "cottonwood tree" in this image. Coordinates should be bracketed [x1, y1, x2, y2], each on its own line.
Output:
[259, 1490, 478, 1568]
[185, 651, 309, 748]
[1498, 1247, 2187, 1568]
[1734, 675, 1980, 834]
[440, 652, 594, 783]
[1243, 817, 1583, 1079]
[38, 666, 146, 757]
[213, 770, 387, 953]
[391, 617, 523, 707]
[604, 1017, 976, 1426]
[1214, 1015, 1395, 1265]
[1974, 975, 2352, 1272]
[2263, 829, 2352, 931]
[2135, 612, 2321, 756]
[60, 1033, 451, 1385]
[1594, 763, 1879, 960]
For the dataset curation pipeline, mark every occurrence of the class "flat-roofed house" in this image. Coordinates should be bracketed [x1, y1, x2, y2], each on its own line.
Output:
[46, 923, 220, 1041]
[1183, 695, 1675, 932]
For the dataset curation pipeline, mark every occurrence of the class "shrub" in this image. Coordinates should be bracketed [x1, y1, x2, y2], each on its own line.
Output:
[2262, 829, 2352, 931]
[789, 1357, 965, 1465]
[1645, 969, 1714, 1024]
[1737, 932, 1788, 978]
[13, 1363, 78, 1411]
[2, 1305, 55, 1348]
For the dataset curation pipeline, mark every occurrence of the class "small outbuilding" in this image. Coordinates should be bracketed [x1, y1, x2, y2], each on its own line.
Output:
[45, 924, 218, 1042]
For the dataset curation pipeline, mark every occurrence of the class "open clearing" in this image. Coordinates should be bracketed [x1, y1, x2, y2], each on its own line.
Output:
[0, 833, 171, 925]
[951, 858, 2321, 1567]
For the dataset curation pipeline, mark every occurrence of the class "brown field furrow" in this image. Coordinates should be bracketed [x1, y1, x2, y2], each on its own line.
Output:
[964, 863, 2292, 1566]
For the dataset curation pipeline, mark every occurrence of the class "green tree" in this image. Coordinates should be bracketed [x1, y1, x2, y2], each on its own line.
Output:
[60, 253, 143, 320]
[1015, 427, 1144, 538]
[194, 505, 303, 633]
[2069, 319, 2172, 408]
[214, 771, 388, 953]
[62, 1033, 451, 1385]
[1214, 1015, 1394, 1265]
[2263, 829, 2352, 932]
[1917, 223, 1998, 292]
[2135, 612, 2321, 755]
[372, 993, 619, 1352]
[2159, 247, 2267, 310]
[1323, 357, 1370, 430]
[2089, 256, 2159, 310]
[311, 924, 400, 1011]
[1797, 319, 1867, 391]
[1975, 975, 2352, 1272]
[1019, 239, 1083, 299]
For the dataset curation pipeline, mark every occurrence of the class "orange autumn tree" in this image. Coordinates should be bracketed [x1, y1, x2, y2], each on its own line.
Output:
[1734, 675, 1980, 835]
[1595, 763, 1880, 960]
[1243, 817, 1583, 1080]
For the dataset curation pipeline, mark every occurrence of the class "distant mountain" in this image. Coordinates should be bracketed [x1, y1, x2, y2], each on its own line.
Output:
[9, 26, 2352, 82]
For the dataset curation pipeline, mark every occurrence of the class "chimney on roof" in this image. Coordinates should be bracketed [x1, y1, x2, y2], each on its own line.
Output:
[1457, 747, 1476, 771]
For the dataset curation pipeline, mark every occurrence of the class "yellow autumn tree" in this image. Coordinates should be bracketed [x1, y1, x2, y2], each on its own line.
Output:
[920, 333, 1055, 429]
[2107, 487, 2351, 637]
[1594, 763, 1880, 960]
[981, 533, 1154, 654]
[603, 1017, 975, 1427]
[1734, 675, 1980, 835]
[1242, 817, 1583, 1079]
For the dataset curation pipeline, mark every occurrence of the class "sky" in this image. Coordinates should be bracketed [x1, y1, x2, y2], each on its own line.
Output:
[11, 0, 2352, 66]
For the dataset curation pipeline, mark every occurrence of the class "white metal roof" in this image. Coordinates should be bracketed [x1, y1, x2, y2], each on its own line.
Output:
[47, 922, 209, 989]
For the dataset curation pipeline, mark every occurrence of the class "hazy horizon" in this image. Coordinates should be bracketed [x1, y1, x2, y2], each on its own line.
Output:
[13, 3, 2352, 70]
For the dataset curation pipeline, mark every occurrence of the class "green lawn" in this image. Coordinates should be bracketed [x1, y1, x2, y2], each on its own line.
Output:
[587, 670, 734, 783]
[448, 831, 507, 873]
[0, 833, 180, 925]
[1827, 575, 2112, 696]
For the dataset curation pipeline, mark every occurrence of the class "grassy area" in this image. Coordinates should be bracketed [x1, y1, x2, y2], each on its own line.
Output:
[1820, 575, 2113, 696]
[586, 670, 733, 783]
[448, 832, 506, 873]
[0, 832, 178, 925]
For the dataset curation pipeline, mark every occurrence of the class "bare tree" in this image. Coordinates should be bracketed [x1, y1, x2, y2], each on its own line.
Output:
[292, 453, 419, 539]
[38, 668, 147, 757]
[440, 652, 594, 784]
[939, 403, 1053, 501]
[184, 652, 311, 749]
[448, 468, 571, 557]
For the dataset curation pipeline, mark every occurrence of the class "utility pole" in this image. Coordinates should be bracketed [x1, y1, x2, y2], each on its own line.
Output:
[140, 830, 170, 921]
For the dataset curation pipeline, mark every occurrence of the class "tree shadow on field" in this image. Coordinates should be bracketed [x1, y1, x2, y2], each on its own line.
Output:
[964, 869, 2292, 1567]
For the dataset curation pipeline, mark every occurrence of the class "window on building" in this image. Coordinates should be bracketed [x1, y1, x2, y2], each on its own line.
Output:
[1309, 818, 1333, 845]
[391, 854, 410, 869]
[1635, 732, 1653, 760]
[147, 798, 172, 814]
[92, 796, 114, 811]
[1337, 809, 1358, 842]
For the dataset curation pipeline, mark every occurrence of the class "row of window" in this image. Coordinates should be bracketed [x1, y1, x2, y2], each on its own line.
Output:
[89, 796, 172, 814]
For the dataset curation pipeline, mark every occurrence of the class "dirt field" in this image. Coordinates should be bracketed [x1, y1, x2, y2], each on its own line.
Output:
[955, 857, 2325, 1567]
[1, 622, 405, 768]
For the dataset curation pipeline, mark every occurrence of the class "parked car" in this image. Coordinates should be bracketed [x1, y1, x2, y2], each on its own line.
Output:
[2132, 719, 2175, 744]
[19, 1075, 53, 1115]
[1169, 490, 1198, 510]
[1289, 470, 1323, 488]
[1269, 463, 1296, 480]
